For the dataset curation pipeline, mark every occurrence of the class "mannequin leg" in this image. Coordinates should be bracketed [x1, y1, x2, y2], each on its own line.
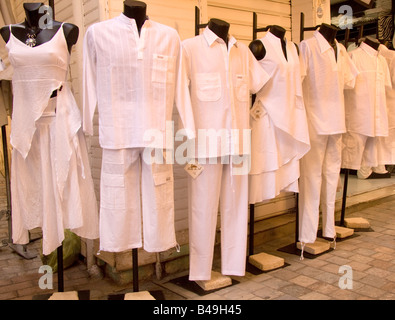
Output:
[320, 134, 342, 239]
[220, 161, 249, 276]
[188, 159, 222, 281]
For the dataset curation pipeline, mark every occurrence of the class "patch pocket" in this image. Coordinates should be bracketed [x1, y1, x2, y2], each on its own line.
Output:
[152, 164, 174, 211]
[195, 73, 221, 102]
[152, 54, 175, 102]
[101, 173, 125, 210]
[235, 74, 248, 102]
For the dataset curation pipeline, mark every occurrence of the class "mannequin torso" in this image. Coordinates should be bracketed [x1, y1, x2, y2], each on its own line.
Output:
[249, 25, 288, 61]
[318, 23, 338, 60]
[207, 18, 230, 47]
[123, 0, 147, 35]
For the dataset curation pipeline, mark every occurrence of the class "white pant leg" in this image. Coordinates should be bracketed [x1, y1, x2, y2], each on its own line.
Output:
[141, 150, 177, 252]
[320, 134, 342, 239]
[220, 161, 248, 277]
[299, 128, 327, 244]
[188, 159, 222, 281]
[99, 148, 142, 252]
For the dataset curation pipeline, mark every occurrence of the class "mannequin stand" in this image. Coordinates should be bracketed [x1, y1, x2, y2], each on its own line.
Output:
[340, 169, 371, 231]
[195, 271, 232, 291]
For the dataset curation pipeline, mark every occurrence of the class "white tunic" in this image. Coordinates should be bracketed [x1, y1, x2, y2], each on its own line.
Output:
[182, 27, 269, 158]
[6, 24, 99, 255]
[83, 14, 195, 149]
[249, 32, 310, 202]
[300, 30, 358, 135]
[344, 42, 392, 137]
[379, 44, 395, 129]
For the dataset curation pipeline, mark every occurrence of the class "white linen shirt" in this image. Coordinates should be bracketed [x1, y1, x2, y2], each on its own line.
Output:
[182, 27, 270, 158]
[379, 44, 395, 129]
[300, 30, 358, 135]
[344, 42, 392, 137]
[83, 14, 195, 150]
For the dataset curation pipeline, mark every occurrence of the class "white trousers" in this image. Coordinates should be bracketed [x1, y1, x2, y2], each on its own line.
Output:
[99, 148, 176, 253]
[299, 127, 342, 244]
[188, 158, 248, 281]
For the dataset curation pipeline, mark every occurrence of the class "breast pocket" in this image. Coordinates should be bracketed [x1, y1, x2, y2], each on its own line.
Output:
[152, 54, 176, 102]
[195, 73, 222, 102]
[235, 74, 248, 102]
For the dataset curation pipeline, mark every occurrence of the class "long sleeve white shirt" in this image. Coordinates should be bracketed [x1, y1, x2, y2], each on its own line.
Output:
[344, 42, 392, 137]
[379, 44, 395, 130]
[300, 30, 358, 135]
[182, 27, 269, 158]
[83, 14, 195, 150]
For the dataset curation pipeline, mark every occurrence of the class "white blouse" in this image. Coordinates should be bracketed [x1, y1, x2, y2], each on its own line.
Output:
[300, 30, 359, 135]
[345, 42, 392, 137]
[83, 14, 195, 150]
[182, 26, 269, 159]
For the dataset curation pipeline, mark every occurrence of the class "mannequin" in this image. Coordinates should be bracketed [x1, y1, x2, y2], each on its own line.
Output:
[123, 0, 147, 35]
[249, 25, 288, 61]
[363, 36, 380, 51]
[1, 3, 78, 98]
[207, 18, 230, 46]
[0, 3, 78, 53]
[318, 23, 338, 60]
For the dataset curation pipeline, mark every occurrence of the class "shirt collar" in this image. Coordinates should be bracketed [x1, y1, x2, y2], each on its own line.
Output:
[313, 29, 337, 54]
[118, 13, 151, 28]
[360, 41, 379, 57]
[203, 26, 238, 48]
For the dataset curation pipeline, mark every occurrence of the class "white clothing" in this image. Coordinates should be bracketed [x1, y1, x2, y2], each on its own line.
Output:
[6, 24, 99, 255]
[182, 27, 267, 280]
[249, 32, 310, 203]
[344, 42, 391, 137]
[188, 159, 248, 280]
[83, 14, 195, 149]
[299, 30, 358, 135]
[299, 125, 342, 243]
[99, 148, 176, 253]
[182, 27, 269, 158]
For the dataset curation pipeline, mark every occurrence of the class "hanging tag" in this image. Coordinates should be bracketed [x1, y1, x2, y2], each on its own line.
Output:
[184, 161, 204, 179]
[250, 102, 265, 121]
[0, 59, 5, 72]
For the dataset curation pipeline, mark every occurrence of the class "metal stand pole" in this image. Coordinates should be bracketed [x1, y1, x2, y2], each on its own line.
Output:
[133, 248, 139, 292]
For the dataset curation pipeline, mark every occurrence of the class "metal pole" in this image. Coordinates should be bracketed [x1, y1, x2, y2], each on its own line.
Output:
[133, 248, 139, 292]
[340, 169, 349, 226]
[57, 245, 64, 292]
[300, 12, 305, 42]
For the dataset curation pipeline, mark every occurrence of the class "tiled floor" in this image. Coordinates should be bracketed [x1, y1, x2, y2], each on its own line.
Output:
[1, 174, 395, 300]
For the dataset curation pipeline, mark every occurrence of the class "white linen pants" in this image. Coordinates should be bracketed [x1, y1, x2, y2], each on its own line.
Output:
[99, 148, 176, 253]
[188, 158, 249, 281]
[298, 127, 342, 244]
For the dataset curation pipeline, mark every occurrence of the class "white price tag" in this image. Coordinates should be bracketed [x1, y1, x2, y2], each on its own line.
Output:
[250, 102, 265, 121]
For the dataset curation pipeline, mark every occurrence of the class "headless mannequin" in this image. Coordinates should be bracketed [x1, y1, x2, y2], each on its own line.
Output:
[318, 23, 338, 60]
[0, 3, 79, 98]
[363, 36, 380, 51]
[208, 18, 230, 47]
[123, 0, 148, 35]
[249, 25, 288, 61]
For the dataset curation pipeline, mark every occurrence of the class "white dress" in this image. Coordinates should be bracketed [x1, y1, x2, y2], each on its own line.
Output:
[6, 24, 99, 255]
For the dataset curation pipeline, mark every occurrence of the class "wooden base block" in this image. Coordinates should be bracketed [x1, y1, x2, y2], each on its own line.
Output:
[297, 239, 330, 255]
[124, 291, 156, 300]
[48, 291, 79, 300]
[344, 217, 370, 229]
[248, 253, 285, 271]
[196, 271, 232, 291]
[335, 226, 354, 239]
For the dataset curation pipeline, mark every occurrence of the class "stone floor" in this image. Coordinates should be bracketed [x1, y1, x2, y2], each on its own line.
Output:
[1, 174, 395, 300]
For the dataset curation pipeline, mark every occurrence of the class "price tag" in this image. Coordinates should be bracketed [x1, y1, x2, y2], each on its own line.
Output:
[184, 161, 204, 179]
[250, 102, 265, 121]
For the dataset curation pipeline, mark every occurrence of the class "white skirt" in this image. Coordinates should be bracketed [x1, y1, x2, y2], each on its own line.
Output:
[11, 98, 99, 255]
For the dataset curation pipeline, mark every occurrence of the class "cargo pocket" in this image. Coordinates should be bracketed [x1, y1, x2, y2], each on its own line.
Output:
[235, 74, 248, 102]
[195, 73, 221, 102]
[152, 164, 174, 212]
[101, 172, 125, 210]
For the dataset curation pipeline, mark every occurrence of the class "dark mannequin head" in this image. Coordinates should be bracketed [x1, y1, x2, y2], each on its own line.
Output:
[269, 25, 286, 40]
[208, 18, 230, 45]
[318, 23, 338, 45]
[363, 36, 380, 51]
[123, 0, 147, 33]
[24, 2, 45, 27]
